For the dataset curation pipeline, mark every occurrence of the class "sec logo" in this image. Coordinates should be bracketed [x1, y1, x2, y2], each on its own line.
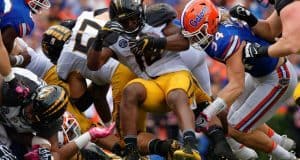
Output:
[119, 39, 128, 48]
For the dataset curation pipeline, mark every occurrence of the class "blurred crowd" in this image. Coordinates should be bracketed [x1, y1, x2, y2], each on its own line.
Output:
[24, 0, 300, 158]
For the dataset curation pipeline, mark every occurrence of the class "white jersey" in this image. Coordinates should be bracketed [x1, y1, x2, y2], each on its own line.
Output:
[15, 38, 54, 78]
[0, 68, 46, 133]
[109, 23, 189, 79]
[57, 11, 119, 85]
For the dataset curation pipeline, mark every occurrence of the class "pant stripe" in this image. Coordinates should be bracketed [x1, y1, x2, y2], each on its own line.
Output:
[235, 64, 290, 132]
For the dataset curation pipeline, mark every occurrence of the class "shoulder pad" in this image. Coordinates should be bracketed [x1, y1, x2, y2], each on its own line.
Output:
[145, 3, 177, 27]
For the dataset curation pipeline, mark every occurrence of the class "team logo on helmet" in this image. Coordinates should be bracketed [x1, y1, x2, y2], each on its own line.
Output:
[190, 6, 208, 27]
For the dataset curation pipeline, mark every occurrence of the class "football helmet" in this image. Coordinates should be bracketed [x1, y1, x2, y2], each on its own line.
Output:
[41, 22, 73, 64]
[181, 0, 219, 50]
[25, 0, 51, 14]
[58, 112, 81, 145]
[109, 0, 144, 35]
[31, 85, 68, 124]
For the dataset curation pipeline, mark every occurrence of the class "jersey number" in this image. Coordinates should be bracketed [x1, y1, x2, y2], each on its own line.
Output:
[73, 19, 101, 54]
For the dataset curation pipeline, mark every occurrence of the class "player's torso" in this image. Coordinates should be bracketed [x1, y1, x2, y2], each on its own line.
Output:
[0, 0, 34, 37]
[59, 11, 119, 82]
[110, 23, 188, 79]
[205, 19, 279, 77]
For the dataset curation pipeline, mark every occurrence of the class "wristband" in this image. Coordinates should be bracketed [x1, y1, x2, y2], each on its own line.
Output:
[203, 97, 227, 120]
[247, 14, 258, 27]
[156, 37, 167, 49]
[258, 45, 269, 57]
[74, 132, 91, 149]
[14, 55, 24, 66]
[3, 71, 15, 82]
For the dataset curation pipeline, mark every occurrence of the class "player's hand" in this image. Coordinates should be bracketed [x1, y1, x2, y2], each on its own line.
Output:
[24, 145, 53, 160]
[17, 50, 31, 67]
[88, 123, 115, 141]
[243, 42, 269, 60]
[2, 74, 31, 106]
[101, 21, 123, 47]
[229, 5, 258, 27]
[129, 35, 166, 56]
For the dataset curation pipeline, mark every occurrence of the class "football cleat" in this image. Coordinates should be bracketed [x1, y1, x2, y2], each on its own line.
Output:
[173, 142, 201, 160]
[280, 135, 296, 151]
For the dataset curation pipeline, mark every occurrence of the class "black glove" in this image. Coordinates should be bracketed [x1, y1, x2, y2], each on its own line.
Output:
[243, 42, 269, 59]
[129, 35, 166, 66]
[129, 35, 167, 56]
[229, 5, 258, 27]
[91, 21, 123, 51]
[102, 21, 124, 47]
[2, 75, 31, 106]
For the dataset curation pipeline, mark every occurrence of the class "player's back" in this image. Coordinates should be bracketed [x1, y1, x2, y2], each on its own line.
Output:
[205, 18, 279, 77]
[58, 10, 119, 84]
[0, 0, 34, 37]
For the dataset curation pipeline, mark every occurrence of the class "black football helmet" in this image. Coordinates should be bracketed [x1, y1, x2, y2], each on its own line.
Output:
[41, 20, 75, 64]
[31, 85, 68, 124]
[109, 0, 145, 35]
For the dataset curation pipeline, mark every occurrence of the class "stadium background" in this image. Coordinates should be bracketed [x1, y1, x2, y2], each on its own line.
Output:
[23, 0, 300, 159]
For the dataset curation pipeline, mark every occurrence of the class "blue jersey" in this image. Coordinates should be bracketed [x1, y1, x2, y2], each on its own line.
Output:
[205, 19, 278, 77]
[0, 0, 34, 37]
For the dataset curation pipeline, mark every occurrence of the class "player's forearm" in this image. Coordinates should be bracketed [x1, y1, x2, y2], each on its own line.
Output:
[252, 21, 277, 42]
[54, 142, 80, 160]
[268, 37, 299, 57]
[218, 81, 244, 107]
[252, 12, 282, 42]
[0, 43, 12, 76]
[165, 33, 189, 51]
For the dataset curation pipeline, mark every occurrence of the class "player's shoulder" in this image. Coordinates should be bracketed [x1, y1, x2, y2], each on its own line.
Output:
[0, 0, 34, 36]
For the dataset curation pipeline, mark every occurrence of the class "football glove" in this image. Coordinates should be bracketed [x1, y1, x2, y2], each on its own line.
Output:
[229, 5, 258, 27]
[92, 21, 122, 51]
[2, 74, 31, 106]
[88, 123, 115, 141]
[129, 35, 167, 57]
[243, 42, 269, 59]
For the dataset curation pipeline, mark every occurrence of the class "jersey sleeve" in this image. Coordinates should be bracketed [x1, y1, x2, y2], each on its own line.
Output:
[209, 33, 241, 63]
[0, 8, 34, 37]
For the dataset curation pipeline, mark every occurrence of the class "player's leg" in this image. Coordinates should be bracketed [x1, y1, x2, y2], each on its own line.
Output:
[257, 124, 296, 151]
[229, 61, 297, 159]
[156, 71, 200, 159]
[110, 63, 137, 132]
[120, 78, 165, 159]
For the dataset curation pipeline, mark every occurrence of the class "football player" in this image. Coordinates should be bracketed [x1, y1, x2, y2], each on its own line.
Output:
[41, 14, 180, 159]
[145, 3, 261, 160]
[0, 0, 50, 108]
[86, 0, 220, 159]
[181, 0, 298, 159]
[0, 67, 114, 160]
[229, 2, 300, 111]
